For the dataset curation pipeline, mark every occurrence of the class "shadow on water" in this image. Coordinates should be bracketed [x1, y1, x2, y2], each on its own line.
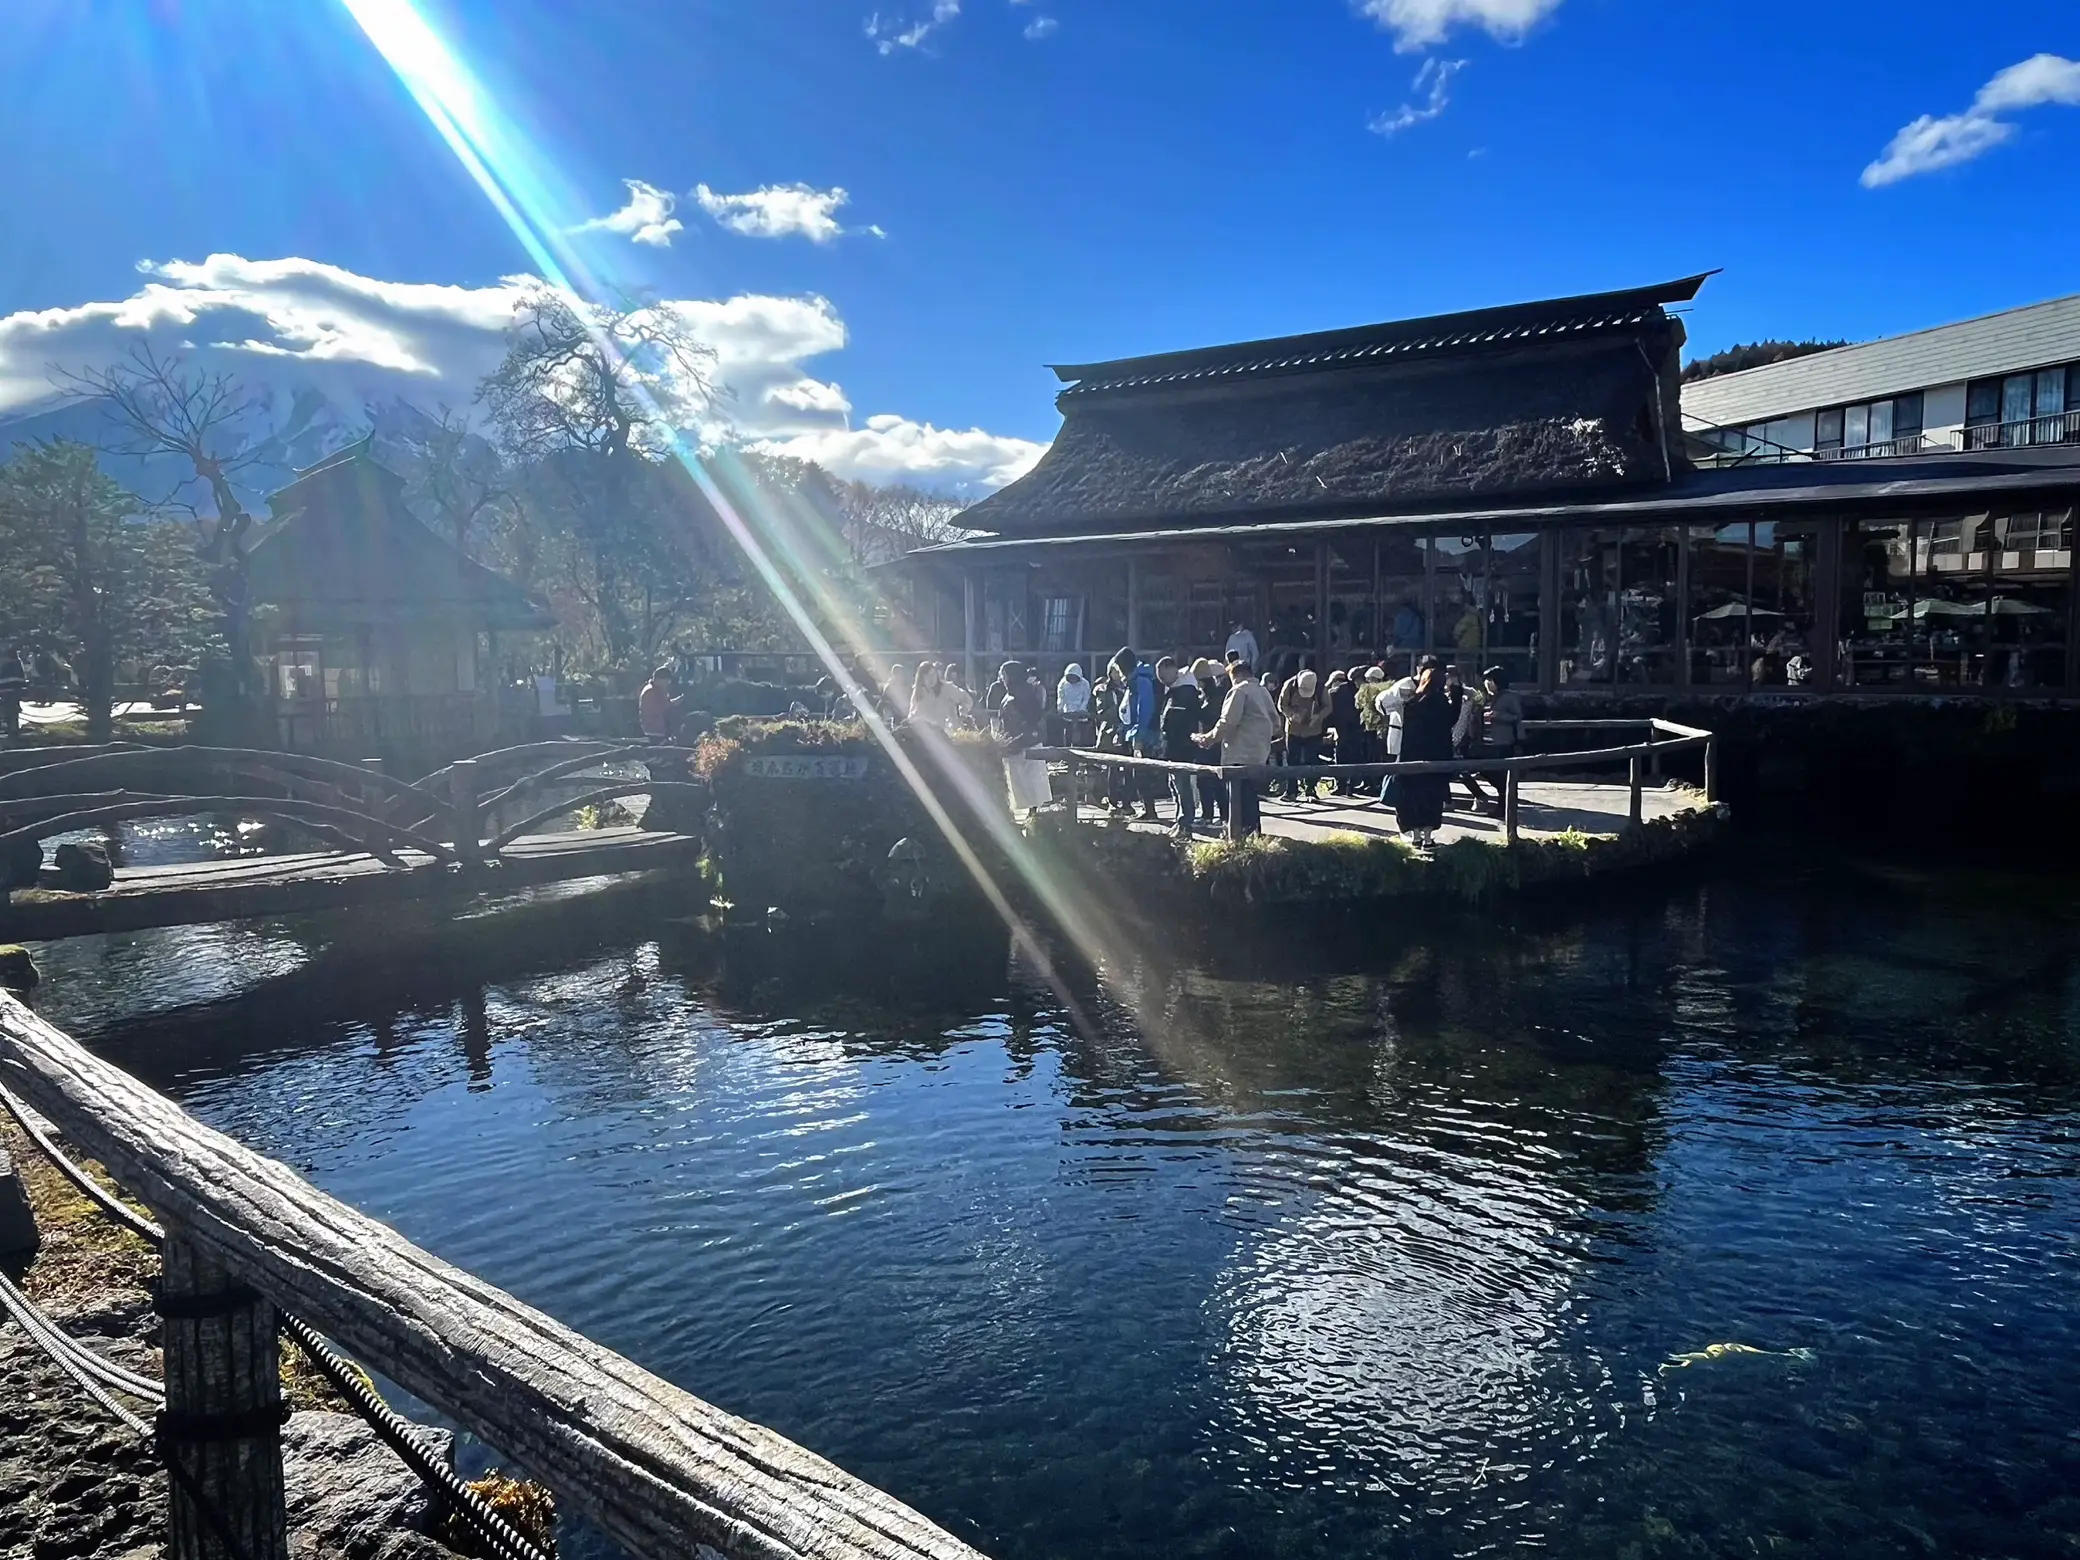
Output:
[31, 838, 2080, 1560]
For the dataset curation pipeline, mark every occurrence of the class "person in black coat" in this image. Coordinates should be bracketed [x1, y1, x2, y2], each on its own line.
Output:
[1325, 669, 1363, 796]
[1395, 655, 1454, 849]
[1156, 658, 1205, 838]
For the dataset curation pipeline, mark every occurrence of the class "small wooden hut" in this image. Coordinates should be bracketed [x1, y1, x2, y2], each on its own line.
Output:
[244, 442, 553, 758]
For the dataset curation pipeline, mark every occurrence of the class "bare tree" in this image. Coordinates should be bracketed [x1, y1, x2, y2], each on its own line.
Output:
[480, 287, 720, 665]
[380, 404, 513, 558]
[60, 344, 270, 705]
[834, 477, 972, 563]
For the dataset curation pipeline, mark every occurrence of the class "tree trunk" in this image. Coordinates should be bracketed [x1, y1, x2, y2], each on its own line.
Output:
[80, 631, 115, 744]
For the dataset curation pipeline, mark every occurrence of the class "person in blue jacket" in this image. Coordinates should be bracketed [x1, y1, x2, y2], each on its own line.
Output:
[1107, 645, 1162, 823]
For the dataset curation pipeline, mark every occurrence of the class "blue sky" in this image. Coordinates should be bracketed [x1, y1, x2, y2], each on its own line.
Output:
[1, 0, 2075, 488]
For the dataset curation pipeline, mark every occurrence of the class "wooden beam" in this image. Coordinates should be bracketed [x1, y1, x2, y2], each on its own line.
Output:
[0, 995, 991, 1560]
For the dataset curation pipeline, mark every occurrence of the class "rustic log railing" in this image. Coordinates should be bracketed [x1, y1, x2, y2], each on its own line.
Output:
[1038, 716, 1717, 844]
[0, 990, 990, 1560]
[0, 740, 708, 882]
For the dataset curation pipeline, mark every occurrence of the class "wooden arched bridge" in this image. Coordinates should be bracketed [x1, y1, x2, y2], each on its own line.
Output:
[0, 740, 709, 940]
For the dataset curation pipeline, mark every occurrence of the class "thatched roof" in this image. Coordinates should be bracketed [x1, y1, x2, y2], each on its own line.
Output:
[246, 443, 554, 633]
[963, 276, 1709, 536]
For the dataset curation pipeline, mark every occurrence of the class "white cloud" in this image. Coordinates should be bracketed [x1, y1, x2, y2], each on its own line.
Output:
[757, 414, 1045, 491]
[0, 254, 1042, 491]
[865, 0, 960, 54]
[693, 183, 855, 244]
[1862, 53, 2080, 187]
[1369, 57, 1464, 136]
[1024, 15, 1058, 39]
[569, 179, 684, 248]
[1356, 0, 1561, 52]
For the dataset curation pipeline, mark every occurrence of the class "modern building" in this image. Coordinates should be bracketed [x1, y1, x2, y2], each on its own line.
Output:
[1681, 293, 2080, 463]
[245, 442, 554, 756]
[894, 277, 2080, 699]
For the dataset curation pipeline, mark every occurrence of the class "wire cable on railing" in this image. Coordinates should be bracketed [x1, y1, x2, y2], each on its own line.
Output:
[0, 1075, 551, 1560]
[0, 1079, 166, 1244]
[0, 1267, 165, 1400]
[280, 1314, 552, 1560]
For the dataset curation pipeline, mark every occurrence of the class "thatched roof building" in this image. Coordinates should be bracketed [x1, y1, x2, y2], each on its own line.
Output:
[960, 275, 1708, 536]
[892, 272, 2080, 704]
[247, 442, 552, 633]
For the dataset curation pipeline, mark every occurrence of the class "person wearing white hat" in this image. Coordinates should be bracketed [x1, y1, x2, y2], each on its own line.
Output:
[1275, 665, 1330, 803]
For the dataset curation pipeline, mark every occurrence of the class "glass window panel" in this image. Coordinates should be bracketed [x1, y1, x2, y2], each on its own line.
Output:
[2003, 373, 2036, 433]
[1484, 533, 1541, 688]
[1326, 539, 1373, 661]
[1615, 528, 1680, 684]
[1750, 521, 1820, 688]
[1912, 517, 1994, 688]
[2036, 369, 2069, 446]
[1869, 400, 1895, 447]
[1424, 535, 1481, 667]
[1377, 532, 1427, 663]
[1845, 404, 1870, 450]
[1893, 391, 1925, 439]
[1816, 408, 1845, 450]
[1840, 520, 1913, 687]
[1687, 524, 1755, 689]
[1966, 380, 2003, 425]
[1560, 529, 1620, 685]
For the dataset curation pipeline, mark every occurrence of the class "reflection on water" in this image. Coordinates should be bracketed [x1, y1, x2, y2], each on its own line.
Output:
[40, 851, 2080, 1560]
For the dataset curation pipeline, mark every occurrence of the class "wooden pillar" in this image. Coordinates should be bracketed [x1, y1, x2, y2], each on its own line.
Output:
[1503, 767, 1520, 845]
[1314, 540, 1330, 671]
[1125, 556, 1141, 651]
[1813, 514, 1844, 690]
[1628, 753, 1644, 829]
[962, 571, 978, 693]
[160, 1230, 289, 1560]
[1226, 776, 1245, 843]
[1675, 525, 1694, 690]
[1369, 534, 1383, 660]
[2064, 505, 2080, 694]
[449, 758, 480, 869]
[1538, 530, 1561, 694]
[1703, 734, 1720, 804]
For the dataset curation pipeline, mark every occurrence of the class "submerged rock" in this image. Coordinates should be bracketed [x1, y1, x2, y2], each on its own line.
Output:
[50, 841, 113, 892]
[0, 943, 36, 997]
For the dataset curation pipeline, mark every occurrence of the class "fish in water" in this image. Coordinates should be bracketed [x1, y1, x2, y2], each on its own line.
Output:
[1660, 1342, 1816, 1373]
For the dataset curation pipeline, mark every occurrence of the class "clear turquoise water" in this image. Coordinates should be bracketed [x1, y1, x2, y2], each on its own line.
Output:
[35, 853, 2080, 1559]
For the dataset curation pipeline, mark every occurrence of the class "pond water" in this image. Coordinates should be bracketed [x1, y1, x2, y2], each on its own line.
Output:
[30, 849, 2080, 1560]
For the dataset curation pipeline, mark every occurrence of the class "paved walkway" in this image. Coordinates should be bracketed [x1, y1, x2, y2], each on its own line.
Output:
[1077, 779, 1701, 846]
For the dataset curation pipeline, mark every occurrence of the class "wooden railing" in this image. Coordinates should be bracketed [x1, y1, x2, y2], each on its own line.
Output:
[0, 991, 989, 1560]
[1038, 717, 1717, 844]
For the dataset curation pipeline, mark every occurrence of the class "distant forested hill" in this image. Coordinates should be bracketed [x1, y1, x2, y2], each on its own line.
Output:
[1681, 339, 1850, 383]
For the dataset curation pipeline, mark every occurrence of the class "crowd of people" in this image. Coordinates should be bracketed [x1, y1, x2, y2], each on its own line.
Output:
[868, 641, 1525, 850]
[630, 638, 1524, 850]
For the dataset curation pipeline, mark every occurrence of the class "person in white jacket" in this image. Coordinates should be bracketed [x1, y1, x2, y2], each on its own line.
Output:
[1371, 659, 1417, 808]
[1373, 663, 1417, 757]
[1055, 663, 1093, 747]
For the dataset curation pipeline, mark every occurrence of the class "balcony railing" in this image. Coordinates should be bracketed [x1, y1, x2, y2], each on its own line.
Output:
[1963, 410, 2080, 451]
[1814, 432, 1945, 461]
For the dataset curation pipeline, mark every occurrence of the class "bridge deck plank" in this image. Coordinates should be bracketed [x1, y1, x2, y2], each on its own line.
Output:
[2, 828, 700, 942]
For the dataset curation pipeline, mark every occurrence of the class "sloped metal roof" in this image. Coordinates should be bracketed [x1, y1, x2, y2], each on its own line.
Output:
[1683, 293, 2080, 430]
